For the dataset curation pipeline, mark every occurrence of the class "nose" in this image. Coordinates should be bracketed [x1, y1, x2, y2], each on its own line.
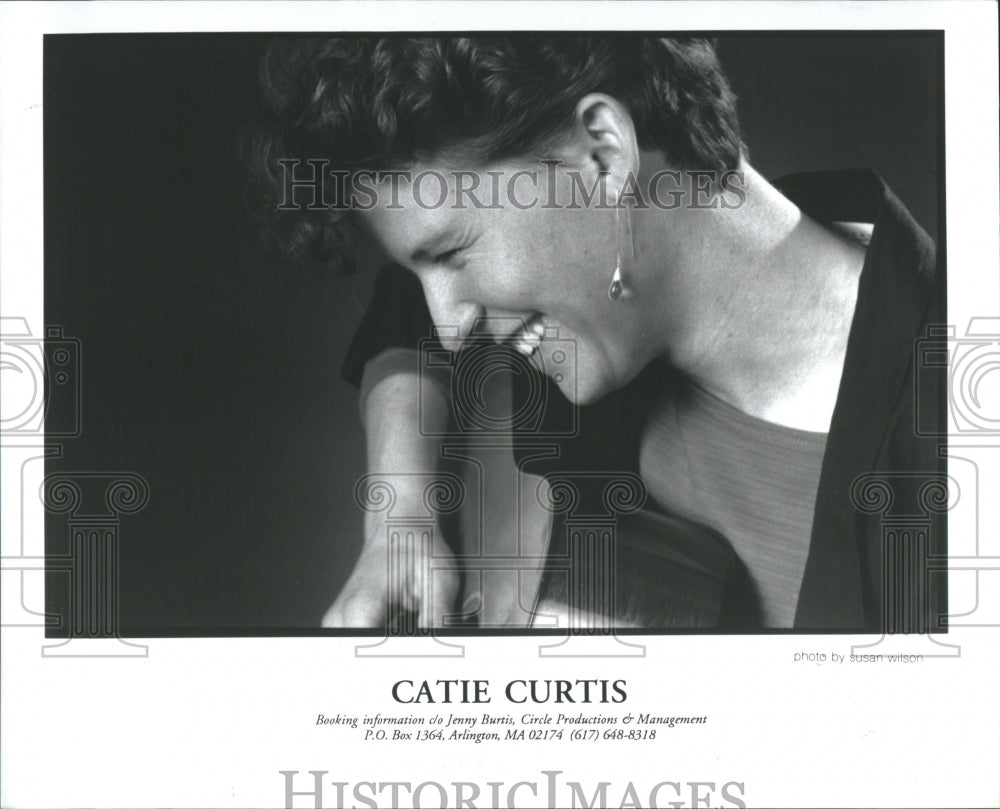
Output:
[419, 270, 482, 353]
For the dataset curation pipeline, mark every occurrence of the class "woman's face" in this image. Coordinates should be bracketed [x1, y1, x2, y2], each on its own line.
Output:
[358, 158, 656, 405]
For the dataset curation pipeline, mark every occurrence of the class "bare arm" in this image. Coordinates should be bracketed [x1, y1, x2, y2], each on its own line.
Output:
[322, 353, 457, 628]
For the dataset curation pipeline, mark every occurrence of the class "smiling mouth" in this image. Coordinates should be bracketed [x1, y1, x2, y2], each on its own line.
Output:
[507, 314, 545, 357]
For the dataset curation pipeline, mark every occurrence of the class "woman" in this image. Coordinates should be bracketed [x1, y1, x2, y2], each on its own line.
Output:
[247, 37, 944, 631]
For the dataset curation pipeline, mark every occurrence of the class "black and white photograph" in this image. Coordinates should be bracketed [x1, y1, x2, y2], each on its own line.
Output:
[2, 2, 999, 808]
[43, 30, 945, 635]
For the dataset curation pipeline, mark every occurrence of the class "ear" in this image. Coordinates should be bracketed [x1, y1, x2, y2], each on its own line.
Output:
[560, 93, 640, 200]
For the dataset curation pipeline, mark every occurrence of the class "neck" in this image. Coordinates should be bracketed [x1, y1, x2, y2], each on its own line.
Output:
[634, 159, 866, 430]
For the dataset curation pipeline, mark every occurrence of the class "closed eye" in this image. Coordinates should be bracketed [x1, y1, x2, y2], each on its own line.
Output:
[434, 247, 465, 266]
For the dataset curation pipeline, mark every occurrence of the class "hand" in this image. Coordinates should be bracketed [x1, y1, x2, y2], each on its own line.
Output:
[325, 362, 458, 628]
[322, 524, 459, 629]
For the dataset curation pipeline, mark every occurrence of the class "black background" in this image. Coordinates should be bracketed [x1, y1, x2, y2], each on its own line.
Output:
[44, 33, 942, 633]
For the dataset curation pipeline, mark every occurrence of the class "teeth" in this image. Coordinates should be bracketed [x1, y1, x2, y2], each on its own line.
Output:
[512, 337, 539, 357]
[509, 316, 544, 357]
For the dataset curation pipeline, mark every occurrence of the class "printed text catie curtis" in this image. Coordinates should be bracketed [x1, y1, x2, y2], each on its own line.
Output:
[389, 678, 629, 703]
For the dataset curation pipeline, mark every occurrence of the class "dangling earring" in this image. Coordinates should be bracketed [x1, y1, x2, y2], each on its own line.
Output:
[608, 254, 624, 302]
[607, 195, 633, 302]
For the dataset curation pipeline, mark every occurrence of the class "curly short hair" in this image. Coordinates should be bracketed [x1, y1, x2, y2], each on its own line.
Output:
[242, 36, 743, 274]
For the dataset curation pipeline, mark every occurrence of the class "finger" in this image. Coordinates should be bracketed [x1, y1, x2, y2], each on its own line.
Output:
[418, 569, 460, 630]
[323, 586, 385, 628]
[342, 594, 385, 627]
[320, 601, 342, 628]
[394, 531, 427, 615]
